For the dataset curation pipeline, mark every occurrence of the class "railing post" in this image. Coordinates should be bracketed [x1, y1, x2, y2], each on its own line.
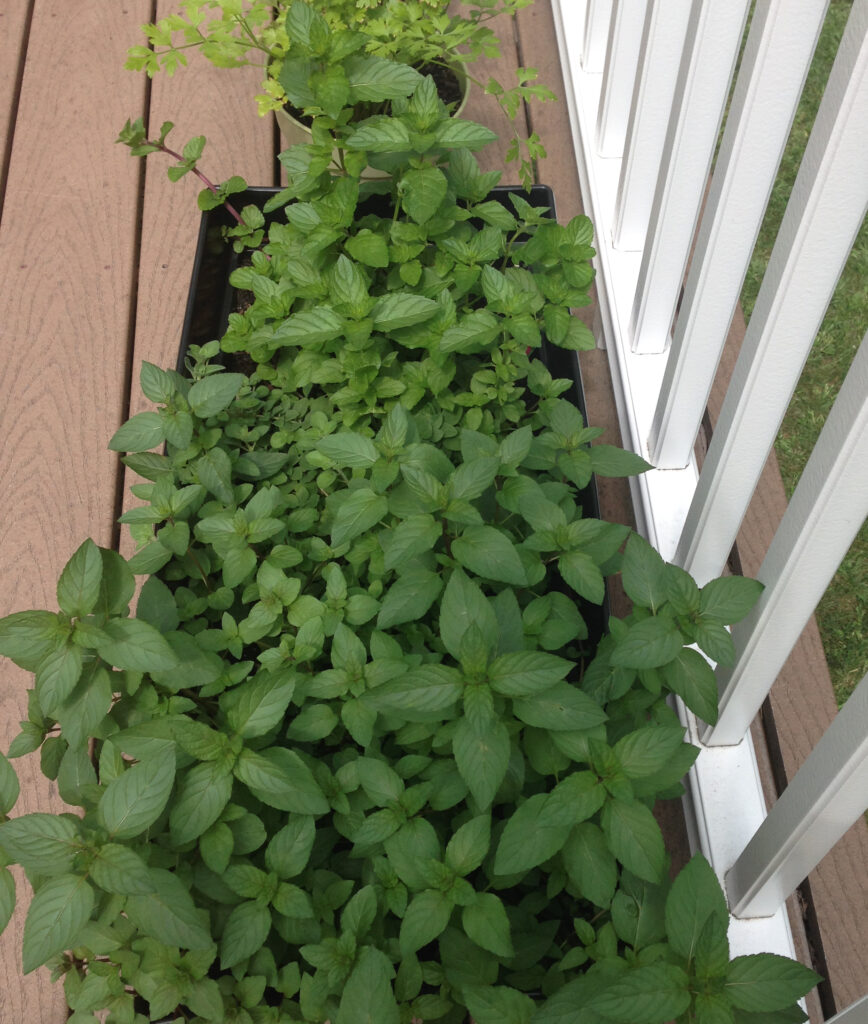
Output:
[582, 0, 613, 72]
[675, 0, 868, 584]
[628, 0, 750, 353]
[596, 0, 648, 158]
[726, 674, 868, 917]
[649, 0, 830, 468]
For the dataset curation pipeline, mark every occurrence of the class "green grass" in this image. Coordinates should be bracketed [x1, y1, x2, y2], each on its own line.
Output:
[739, 0, 867, 707]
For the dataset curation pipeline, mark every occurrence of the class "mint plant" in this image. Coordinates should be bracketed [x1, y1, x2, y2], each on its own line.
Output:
[126, 0, 554, 186]
[0, 76, 820, 1024]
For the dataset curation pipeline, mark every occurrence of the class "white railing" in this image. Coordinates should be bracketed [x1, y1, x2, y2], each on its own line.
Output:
[551, 0, 868, 1009]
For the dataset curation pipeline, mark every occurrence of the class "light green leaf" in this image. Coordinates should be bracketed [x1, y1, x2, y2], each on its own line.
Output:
[399, 890, 453, 954]
[221, 899, 271, 969]
[436, 119, 498, 150]
[95, 617, 179, 673]
[90, 844, 155, 895]
[453, 526, 527, 586]
[601, 798, 666, 883]
[462, 892, 513, 957]
[558, 550, 605, 604]
[700, 576, 764, 624]
[590, 445, 652, 476]
[22, 874, 94, 973]
[234, 747, 329, 815]
[346, 229, 389, 268]
[169, 760, 234, 845]
[725, 955, 820, 1012]
[265, 816, 315, 879]
[0, 751, 19, 815]
[439, 569, 498, 662]
[401, 167, 448, 224]
[272, 306, 344, 347]
[453, 717, 510, 811]
[376, 566, 443, 629]
[35, 642, 83, 714]
[364, 664, 462, 720]
[0, 609, 68, 671]
[335, 945, 399, 1024]
[621, 533, 669, 610]
[187, 373, 245, 418]
[494, 793, 572, 875]
[57, 539, 103, 617]
[614, 726, 689, 780]
[317, 433, 378, 468]
[331, 489, 388, 548]
[346, 117, 412, 152]
[346, 55, 421, 101]
[107, 411, 166, 452]
[440, 310, 500, 353]
[513, 683, 607, 731]
[589, 963, 691, 1023]
[609, 616, 684, 670]
[371, 292, 439, 331]
[445, 816, 490, 877]
[488, 650, 571, 697]
[98, 751, 176, 839]
[125, 868, 212, 949]
[0, 813, 79, 874]
[380, 515, 441, 572]
[225, 672, 297, 739]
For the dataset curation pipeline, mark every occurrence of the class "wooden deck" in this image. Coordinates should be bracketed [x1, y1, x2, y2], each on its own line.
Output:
[0, 1, 864, 1020]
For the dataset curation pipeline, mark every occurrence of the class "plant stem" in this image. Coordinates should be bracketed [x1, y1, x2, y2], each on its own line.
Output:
[156, 141, 244, 225]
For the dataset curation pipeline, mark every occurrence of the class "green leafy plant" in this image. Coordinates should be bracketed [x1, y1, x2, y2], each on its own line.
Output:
[0, 77, 820, 1024]
[126, 0, 554, 186]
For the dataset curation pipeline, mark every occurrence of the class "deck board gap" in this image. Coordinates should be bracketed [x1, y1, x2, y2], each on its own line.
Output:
[0, 0, 36, 228]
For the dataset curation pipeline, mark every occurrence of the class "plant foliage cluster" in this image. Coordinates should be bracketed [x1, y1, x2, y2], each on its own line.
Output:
[127, 0, 553, 185]
[0, 52, 819, 1024]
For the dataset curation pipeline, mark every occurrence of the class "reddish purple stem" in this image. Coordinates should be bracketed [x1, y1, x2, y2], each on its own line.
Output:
[157, 141, 244, 225]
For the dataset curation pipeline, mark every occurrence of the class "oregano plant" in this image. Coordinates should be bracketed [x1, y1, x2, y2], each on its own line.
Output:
[0, 74, 820, 1024]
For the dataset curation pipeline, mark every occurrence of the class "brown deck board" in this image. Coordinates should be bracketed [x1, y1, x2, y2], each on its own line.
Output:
[0, 1, 153, 1017]
[0, 0, 32, 206]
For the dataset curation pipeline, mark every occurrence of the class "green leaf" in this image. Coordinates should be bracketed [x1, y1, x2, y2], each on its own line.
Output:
[371, 292, 439, 331]
[107, 411, 166, 452]
[365, 664, 462, 719]
[665, 648, 720, 724]
[399, 890, 453, 954]
[272, 306, 344, 347]
[169, 760, 234, 845]
[225, 672, 297, 739]
[437, 119, 498, 150]
[187, 373, 245, 418]
[725, 955, 820, 1012]
[613, 726, 688, 779]
[562, 823, 617, 908]
[95, 617, 179, 673]
[621, 533, 669, 610]
[0, 813, 79, 874]
[513, 683, 607, 731]
[136, 576, 180, 633]
[494, 794, 573, 875]
[0, 609, 67, 671]
[346, 117, 412, 152]
[317, 432, 378, 467]
[331, 489, 388, 547]
[441, 310, 501, 353]
[700, 577, 764, 624]
[56, 539, 103, 617]
[0, 867, 14, 937]
[346, 55, 421, 101]
[453, 717, 511, 810]
[0, 751, 19, 815]
[376, 566, 443, 629]
[336, 945, 399, 1024]
[381, 515, 441, 572]
[462, 892, 513, 957]
[346, 229, 389, 268]
[234, 747, 329, 815]
[464, 985, 535, 1024]
[445, 815, 490, 876]
[265, 816, 315, 879]
[611, 872, 667, 950]
[98, 751, 176, 839]
[664, 853, 728, 963]
[401, 167, 448, 224]
[609, 616, 684, 670]
[221, 899, 272, 969]
[35, 642, 83, 714]
[601, 798, 666, 883]
[590, 445, 652, 477]
[22, 875, 94, 974]
[439, 569, 498, 662]
[589, 963, 691, 1023]
[558, 550, 605, 604]
[488, 650, 572, 697]
[453, 526, 527, 586]
[341, 885, 378, 938]
[125, 868, 211, 949]
[90, 844, 155, 895]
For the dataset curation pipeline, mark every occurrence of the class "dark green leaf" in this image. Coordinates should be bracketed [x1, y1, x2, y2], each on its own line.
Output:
[0, 867, 14, 937]
[234, 747, 329, 814]
[601, 798, 666, 883]
[462, 892, 513, 957]
[665, 853, 728, 963]
[725, 955, 820, 1012]
[665, 648, 720, 724]
[453, 526, 527, 586]
[380, 515, 441, 572]
[188, 373, 245, 418]
[90, 844, 155, 895]
[225, 672, 297, 739]
[589, 963, 691, 1023]
[0, 751, 19, 815]
[513, 683, 607, 731]
[494, 794, 573, 875]
[445, 816, 490, 877]
[439, 569, 498, 662]
[621, 533, 669, 610]
[335, 945, 399, 1024]
[0, 813, 79, 874]
[609, 616, 684, 670]
[464, 985, 535, 1024]
[371, 292, 439, 331]
[125, 868, 212, 949]
[562, 823, 617, 908]
[95, 618, 179, 673]
[376, 566, 443, 629]
[700, 577, 764, 624]
[331, 489, 388, 547]
[107, 411, 166, 452]
[590, 445, 652, 477]
[98, 751, 176, 839]
[399, 890, 453, 954]
[169, 760, 234, 845]
[221, 899, 272, 969]
[317, 433, 378, 468]
[453, 717, 510, 811]
[265, 815, 315, 879]
[0, 610, 67, 671]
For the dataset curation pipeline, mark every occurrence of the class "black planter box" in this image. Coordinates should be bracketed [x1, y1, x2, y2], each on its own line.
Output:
[177, 185, 607, 645]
